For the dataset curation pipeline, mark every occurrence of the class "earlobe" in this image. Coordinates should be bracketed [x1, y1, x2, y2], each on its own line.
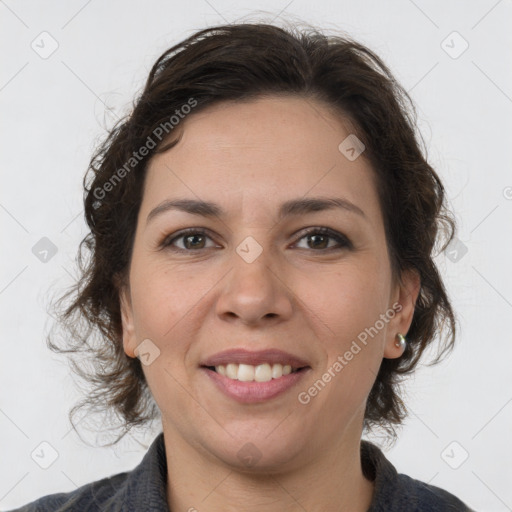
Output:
[383, 269, 421, 359]
[119, 285, 137, 358]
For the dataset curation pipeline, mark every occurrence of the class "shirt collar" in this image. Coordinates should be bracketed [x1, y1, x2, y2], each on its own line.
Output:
[118, 433, 409, 511]
[111, 432, 170, 511]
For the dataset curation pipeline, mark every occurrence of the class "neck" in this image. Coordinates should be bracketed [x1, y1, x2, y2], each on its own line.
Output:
[163, 423, 375, 512]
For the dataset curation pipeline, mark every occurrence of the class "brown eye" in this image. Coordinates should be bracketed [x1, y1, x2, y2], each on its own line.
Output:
[294, 227, 351, 251]
[160, 227, 351, 253]
[161, 229, 216, 251]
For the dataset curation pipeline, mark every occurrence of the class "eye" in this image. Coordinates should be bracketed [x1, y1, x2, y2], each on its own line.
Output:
[293, 227, 352, 251]
[160, 227, 352, 253]
[161, 228, 217, 251]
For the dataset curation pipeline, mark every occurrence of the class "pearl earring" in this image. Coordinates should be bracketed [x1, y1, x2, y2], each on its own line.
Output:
[395, 333, 406, 349]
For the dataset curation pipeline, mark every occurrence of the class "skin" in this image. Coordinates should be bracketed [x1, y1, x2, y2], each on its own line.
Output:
[120, 95, 420, 512]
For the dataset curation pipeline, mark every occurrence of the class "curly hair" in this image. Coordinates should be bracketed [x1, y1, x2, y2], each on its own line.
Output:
[47, 20, 457, 447]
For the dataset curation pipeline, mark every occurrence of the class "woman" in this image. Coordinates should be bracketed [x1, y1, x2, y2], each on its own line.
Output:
[11, 21, 475, 511]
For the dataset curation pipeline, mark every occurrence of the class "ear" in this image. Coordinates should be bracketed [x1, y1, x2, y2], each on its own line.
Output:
[383, 268, 421, 359]
[119, 283, 137, 358]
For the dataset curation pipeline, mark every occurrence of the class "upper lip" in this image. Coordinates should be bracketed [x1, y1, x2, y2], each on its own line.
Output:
[201, 349, 310, 369]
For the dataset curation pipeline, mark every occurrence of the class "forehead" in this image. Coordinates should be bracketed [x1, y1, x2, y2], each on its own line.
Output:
[142, 96, 381, 225]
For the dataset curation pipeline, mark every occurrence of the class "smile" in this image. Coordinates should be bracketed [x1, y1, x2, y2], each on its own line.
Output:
[210, 363, 301, 382]
[200, 349, 311, 403]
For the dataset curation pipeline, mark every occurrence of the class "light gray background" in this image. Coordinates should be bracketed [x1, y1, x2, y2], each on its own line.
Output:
[1, 1, 511, 510]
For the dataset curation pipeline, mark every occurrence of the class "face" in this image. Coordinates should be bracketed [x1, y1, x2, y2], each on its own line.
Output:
[120, 96, 420, 471]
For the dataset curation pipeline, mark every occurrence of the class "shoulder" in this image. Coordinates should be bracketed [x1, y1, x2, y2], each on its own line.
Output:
[7, 432, 169, 512]
[392, 472, 476, 511]
[6, 471, 131, 512]
[361, 440, 476, 511]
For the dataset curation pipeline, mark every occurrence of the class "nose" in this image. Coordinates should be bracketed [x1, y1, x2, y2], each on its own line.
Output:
[215, 245, 294, 326]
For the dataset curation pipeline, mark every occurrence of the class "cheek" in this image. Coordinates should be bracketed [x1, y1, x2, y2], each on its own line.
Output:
[128, 262, 208, 408]
[301, 259, 390, 401]
[129, 261, 207, 348]
[307, 260, 390, 342]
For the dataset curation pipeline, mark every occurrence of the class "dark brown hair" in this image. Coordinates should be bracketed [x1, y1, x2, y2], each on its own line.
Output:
[48, 21, 457, 447]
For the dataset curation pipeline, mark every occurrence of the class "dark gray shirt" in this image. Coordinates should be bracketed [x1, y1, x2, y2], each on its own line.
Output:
[8, 433, 476, 511]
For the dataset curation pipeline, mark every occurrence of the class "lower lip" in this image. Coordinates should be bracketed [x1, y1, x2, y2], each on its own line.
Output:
[201, 367, 310, 404]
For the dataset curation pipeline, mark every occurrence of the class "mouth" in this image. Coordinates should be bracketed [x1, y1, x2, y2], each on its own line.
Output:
[200, 348, 311, 403]
[202, 363, 307, 382]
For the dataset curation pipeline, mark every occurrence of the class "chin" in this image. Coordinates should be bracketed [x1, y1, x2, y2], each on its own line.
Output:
[208, 426, 309, 473]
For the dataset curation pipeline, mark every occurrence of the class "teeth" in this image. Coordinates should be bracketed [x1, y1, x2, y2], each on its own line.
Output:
[237, 364, 255, 382]
[226, 363, 238, 379]
[271, 364, 283, 379]
[213, 363, 300, 382]
[255, 363, 272, 382]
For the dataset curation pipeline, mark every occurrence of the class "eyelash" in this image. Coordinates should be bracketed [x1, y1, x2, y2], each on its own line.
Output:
[160, 227, 352, 253]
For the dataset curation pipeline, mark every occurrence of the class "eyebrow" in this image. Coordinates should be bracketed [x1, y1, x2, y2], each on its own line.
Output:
[146, 196, 366, 225]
